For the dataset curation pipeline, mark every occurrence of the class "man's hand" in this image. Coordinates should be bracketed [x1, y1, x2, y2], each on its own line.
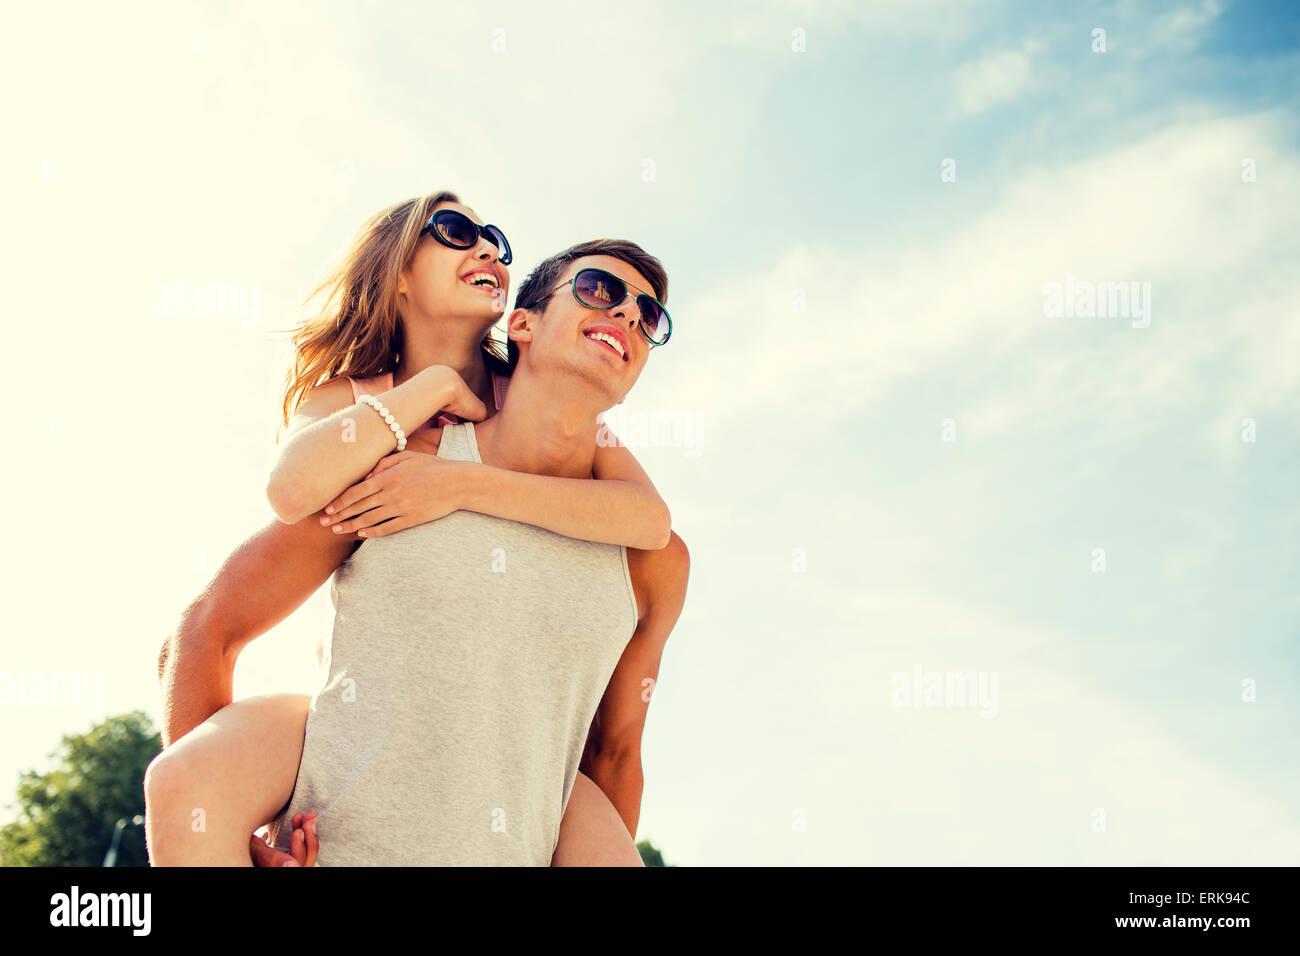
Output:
[249, 812, 319, 867]
[318, 447, 471, 538]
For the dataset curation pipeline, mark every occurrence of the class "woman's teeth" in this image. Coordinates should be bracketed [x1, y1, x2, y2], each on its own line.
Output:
[463, 272, 499, 289]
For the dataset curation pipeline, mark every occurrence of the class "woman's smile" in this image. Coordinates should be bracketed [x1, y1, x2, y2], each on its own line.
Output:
[459, 267, 502, 292]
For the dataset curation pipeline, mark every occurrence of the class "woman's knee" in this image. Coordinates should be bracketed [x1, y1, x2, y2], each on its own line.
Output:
[143, 747, 210, 853]
[145, 694, 310, 822]
[143, 744, 195, 810]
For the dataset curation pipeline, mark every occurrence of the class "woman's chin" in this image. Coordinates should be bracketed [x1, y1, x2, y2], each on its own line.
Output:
[446, 299, 505, 321]
[456, 289, 506, 318]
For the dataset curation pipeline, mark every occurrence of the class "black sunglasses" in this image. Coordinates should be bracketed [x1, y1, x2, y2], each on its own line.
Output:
[535, 267, 672, 347]
[421, 209, 512, 266]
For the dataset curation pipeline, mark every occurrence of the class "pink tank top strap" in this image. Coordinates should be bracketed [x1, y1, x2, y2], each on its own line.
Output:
[491, 370, 510, 412]
[348, 371, 394, 403]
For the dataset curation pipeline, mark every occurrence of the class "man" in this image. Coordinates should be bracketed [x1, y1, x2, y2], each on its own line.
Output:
[155, 240, 689, 865]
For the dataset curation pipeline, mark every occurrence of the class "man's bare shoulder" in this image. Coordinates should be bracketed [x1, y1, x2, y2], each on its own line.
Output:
[626, 531, 690, 621]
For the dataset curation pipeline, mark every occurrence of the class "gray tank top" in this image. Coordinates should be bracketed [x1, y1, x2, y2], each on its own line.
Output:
[267, 422, 638, 865]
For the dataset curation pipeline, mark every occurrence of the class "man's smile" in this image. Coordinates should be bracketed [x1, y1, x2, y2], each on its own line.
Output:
[582, 325, 629, 362]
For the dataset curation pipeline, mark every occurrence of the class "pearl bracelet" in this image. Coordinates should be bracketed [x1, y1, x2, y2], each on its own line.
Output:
[358, 394, 407, 452]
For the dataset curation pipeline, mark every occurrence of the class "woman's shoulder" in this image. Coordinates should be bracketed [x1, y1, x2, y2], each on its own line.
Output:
[289, 375, 359, 423]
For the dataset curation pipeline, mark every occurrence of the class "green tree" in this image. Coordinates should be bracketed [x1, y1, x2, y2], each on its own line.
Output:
[637, 839, 676, 867]
[0, 711, 160, 867]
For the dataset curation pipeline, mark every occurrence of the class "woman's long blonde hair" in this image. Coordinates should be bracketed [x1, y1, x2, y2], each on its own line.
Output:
[274, 190, 511, 442]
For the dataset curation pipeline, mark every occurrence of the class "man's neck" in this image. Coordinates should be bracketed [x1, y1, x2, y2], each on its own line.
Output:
[475, 371, 602, 479]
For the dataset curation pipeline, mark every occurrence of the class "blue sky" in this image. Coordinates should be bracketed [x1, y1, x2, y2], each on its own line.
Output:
[2, 0, 1297, 864]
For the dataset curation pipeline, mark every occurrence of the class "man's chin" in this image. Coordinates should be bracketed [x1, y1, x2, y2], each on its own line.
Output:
[557, 362, 631, 408]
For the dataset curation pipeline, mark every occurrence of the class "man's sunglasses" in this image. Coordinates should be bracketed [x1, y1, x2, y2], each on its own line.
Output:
[421, 209, 512, 266]
[535, 267, 671, 347]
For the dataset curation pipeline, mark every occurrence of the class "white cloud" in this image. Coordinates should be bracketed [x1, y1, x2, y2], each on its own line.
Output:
[641, 112, 1299, 452]
[646, 583, 1300, 864]
[1155, 0, 1225, 49]
[955, 42, 1038, 116]
[723, 0, 983, 47]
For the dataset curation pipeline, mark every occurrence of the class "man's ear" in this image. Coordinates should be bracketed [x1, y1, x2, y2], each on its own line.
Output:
[505, 306, 534, 347]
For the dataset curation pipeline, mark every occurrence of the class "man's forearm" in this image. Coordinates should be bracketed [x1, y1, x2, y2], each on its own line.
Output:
[158, 602, 237, 748]
[155, 516, 357, 747]
[584, 752, 644, 839]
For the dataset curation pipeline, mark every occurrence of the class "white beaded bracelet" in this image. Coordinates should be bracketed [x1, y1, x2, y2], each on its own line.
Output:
[358, 394, 407, 452]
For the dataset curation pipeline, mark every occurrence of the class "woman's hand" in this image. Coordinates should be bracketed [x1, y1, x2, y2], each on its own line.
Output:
[249, 812, 318, 867]
[318, 448, 472, 537]
[421, 365, 488, 424]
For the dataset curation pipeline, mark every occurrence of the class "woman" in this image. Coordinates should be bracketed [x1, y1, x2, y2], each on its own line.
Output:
[144, 190, 673, 865]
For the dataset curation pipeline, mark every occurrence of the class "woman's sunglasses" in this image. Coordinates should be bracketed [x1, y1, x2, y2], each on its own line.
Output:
[536, 267, 672, 347]
[421, 209, 512, 266]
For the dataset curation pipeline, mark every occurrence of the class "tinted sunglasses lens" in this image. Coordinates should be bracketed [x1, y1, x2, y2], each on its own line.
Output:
[483, 225, 512, 265]
[574, 269, 625, 309]
[636, 297, 670, 344]
[433, 211, 477, 247]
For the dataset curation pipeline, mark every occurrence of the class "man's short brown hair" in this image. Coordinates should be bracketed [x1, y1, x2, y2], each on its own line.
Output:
[507, 239, 668, 370]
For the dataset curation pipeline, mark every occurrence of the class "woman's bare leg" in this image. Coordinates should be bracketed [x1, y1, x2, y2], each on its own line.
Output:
[144, 693, 311, 866]
[550, 770, 644, 866]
